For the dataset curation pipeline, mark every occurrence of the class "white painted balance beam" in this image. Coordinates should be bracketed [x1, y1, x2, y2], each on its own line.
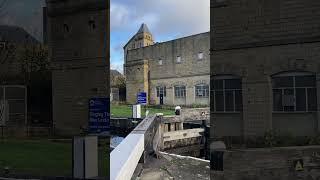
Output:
[110, 133, 144, 180]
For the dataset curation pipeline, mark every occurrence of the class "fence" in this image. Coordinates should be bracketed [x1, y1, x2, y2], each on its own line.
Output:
[0, 85, 27, 134]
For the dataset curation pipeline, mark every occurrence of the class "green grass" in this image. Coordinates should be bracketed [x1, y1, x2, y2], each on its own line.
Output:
[111, 104, 175, 118]
[0, 139, 108, 177]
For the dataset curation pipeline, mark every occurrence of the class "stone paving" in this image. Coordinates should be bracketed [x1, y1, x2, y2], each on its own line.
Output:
[134, 152, 210, 180]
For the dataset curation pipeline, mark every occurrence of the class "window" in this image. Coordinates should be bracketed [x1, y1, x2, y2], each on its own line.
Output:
[212, 76, 242, 112]
[63, 24, 70, 33]
[158, 59, 163, 65]
[272, 72, 317, 112]
[156, 86, 166, 97]
[198, 52, 203, 60]
[195, 84, 209, 98]
[0, 42, 5, 50]
[88, 20, 96, 30]
[176, 56, 181, 63]
[175, 85, 186, 98]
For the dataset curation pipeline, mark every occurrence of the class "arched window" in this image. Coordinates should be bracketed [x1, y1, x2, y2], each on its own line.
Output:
[174, 85, 186, 98]
[195, 84, 209, 98]
[212, 75, 242, 112]
[156, 86, 166, 97]
[272, 71, 317, 112]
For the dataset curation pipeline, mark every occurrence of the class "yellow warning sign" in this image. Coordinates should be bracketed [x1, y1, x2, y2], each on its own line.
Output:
[294, 159, 304, 171]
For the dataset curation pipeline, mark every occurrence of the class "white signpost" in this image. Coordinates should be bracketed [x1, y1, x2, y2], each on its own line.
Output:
[73, 136, 98, 179]
[132, 104, 141, 119]
[0, 100, 8, 126]
[0, 100, 8, 140]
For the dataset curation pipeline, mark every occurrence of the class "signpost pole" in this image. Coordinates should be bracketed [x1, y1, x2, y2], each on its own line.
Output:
[137, 92, 147, 117]
[73, 97, 110, 179]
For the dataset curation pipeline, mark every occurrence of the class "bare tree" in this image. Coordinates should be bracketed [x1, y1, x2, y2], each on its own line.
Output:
[111, 74, 126, 89]
[0, 41, 16, 64]
[0, 0, 11, 65]
[18, 44, 49, 83]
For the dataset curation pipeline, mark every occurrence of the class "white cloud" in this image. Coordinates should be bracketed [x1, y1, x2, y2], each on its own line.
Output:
[110, 3, 130, 31]
[111, 0, 210, 74]
[110, 0, 210, 37]
[111, 62, 124, 74]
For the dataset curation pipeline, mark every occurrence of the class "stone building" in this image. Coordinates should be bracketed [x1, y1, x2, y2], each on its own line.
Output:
[110, 69, 125, 102]
[0, 25, 39, 137]
[124, 23, 210, 106]
[46, 0, 109, 136]
[211, 0, 320, 139]
[0, 25, 39, 83]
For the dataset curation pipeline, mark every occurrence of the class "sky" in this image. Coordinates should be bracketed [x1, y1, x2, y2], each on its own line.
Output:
[0, 0, 210, 74]
[0, 0, 45, 41]
[111, 0, 210, 74]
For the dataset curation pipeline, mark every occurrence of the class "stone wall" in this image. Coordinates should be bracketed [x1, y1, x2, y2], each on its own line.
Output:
[212, 146, 320, 180]
[47, 0, 109, 136]
[212, 0, 320, 50]
[125, 60, 148, 104]
[163, 108, 210, 123]
[125, 32, 210, 105]
[211, 0, 320, 138]
[150, 75, 210, 105]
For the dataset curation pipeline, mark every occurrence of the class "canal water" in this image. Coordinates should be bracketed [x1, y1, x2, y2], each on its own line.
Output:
[110, 136, 124, 150]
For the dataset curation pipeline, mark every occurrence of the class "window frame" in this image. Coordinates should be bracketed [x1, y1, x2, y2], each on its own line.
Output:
[212, 75, 242, 113]
[272, 72, 317, 112]
[195, 84, 209, 98]
[176, 56, 181, 64]
[174, 85, 186, 98]
[197, 52, 204, 60]
[156, 86, 166, 97]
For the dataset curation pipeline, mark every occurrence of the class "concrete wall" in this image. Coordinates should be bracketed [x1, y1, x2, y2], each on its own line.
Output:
[211, 0, 320, 138]
[47, 0, 109, 136]
[212, 146, 320, 180]
[125, 32, 210, 105]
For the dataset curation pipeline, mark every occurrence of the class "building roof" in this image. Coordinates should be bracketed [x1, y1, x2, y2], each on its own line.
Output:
[110, 69, 122, 76]
[0, 25, 39, 44]
[137, 23, 151, 34]
[124, 23, 152, 49]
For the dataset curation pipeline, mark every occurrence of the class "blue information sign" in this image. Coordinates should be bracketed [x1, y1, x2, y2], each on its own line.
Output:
[137, 92, 147, 105]
[88, 97, 109, 134]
